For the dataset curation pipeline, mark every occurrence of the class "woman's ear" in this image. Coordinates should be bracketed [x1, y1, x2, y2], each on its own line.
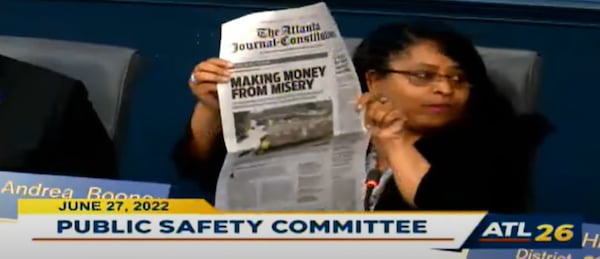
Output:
[365, 70, 380, 92]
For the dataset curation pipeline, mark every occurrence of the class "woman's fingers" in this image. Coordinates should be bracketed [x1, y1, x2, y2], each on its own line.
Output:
[356, 93, 405, 131]
[356, 92, 372, 111]
[191, 71, 229, 85]
[205, 58, 234, 69]
[379, 109, 404, 128]
[188, 58, 233, 110]
[367, 103, 390, 127]
[194, 59, 232, 80]
[370, 118, 405, 139]
[366, 99, 401, 127]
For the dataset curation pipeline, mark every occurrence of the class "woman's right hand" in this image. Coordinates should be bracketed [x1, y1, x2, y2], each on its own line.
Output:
[187, 58, 233, 159]
[189, 58, 233, 110]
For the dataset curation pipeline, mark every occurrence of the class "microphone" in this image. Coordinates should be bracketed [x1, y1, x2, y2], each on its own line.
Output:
[364, 169, 383, 211]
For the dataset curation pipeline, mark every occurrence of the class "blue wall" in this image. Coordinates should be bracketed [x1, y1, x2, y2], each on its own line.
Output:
[1, 0, 599, 220]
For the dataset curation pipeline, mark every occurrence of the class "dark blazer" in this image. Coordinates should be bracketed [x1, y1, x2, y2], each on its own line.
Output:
[0, 54, 118, 179]
[173, 123, 226, 199]
[373, 115, 550, 213]
[173, 113, 550, 213]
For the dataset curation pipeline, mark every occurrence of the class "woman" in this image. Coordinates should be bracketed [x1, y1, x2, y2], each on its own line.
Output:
[173, 23, 551, 213]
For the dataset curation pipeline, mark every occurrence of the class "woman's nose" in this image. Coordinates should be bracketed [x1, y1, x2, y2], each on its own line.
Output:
[432, 78, 453, 95]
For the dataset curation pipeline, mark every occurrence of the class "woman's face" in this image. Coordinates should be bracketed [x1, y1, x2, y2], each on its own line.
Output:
[366, 41, 470, 132]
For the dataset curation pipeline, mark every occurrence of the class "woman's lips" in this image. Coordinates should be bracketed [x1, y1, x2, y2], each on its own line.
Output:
[423, 104, 452, 113]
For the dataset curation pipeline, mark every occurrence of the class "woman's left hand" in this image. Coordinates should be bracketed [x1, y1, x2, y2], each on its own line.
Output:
[356, 93, 430, 207]
[357, 93, 406, 136]
[356, 93, 408, 163]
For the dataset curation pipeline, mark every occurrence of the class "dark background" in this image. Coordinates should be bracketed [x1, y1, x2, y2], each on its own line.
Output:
[1, 0, 599, 220]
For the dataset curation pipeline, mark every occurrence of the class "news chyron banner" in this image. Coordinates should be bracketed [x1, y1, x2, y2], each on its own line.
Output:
[0, 170, 171, 219]
[0, 199, 596, 259]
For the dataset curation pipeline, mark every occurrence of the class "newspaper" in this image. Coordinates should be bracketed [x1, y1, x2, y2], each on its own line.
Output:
[215, 2, 369, 211]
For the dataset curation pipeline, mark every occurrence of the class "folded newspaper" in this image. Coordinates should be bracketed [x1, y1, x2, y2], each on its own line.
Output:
[215, 2, 370, 211]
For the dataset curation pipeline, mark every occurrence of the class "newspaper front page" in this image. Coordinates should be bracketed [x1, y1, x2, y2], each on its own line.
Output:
[215, 2, 369, 211]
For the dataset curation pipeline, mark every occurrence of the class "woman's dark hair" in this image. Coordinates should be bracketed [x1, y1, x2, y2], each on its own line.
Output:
[352, 22, 517, 123]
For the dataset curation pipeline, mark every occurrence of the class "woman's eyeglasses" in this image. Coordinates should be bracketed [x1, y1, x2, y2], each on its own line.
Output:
[381, 69, 470, 88]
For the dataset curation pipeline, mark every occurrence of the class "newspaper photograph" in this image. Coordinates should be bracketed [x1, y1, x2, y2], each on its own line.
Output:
[215, 2, 369, 211]
[233, 100, 334, 155]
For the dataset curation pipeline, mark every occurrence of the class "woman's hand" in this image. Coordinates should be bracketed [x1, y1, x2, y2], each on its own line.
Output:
[356, 93, 429, 207]
[188, 58, 233, 159]
[189, 58, 233, 110]
[356, 93, 407, 159]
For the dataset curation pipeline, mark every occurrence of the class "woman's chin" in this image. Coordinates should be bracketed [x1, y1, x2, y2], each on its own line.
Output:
[407, 117, 456, 133]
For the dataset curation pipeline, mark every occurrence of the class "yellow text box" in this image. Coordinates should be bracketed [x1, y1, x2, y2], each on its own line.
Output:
[18, 199, 217, 215]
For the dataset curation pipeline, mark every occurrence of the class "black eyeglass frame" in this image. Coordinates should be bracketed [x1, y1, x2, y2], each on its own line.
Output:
[379, 69, 472, 88]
